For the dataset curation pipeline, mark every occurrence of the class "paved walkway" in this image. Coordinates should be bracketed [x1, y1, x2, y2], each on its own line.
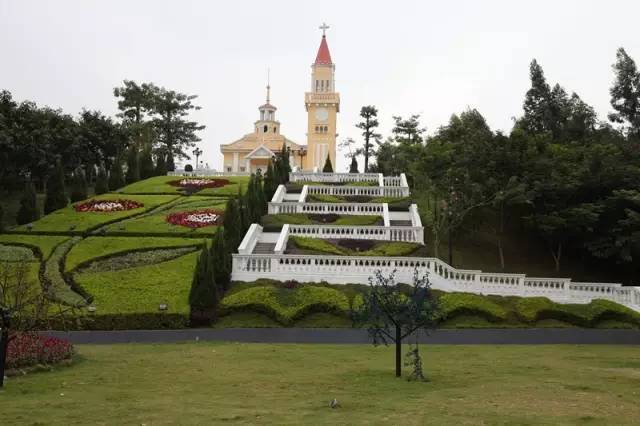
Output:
[44, 328, 640, 345]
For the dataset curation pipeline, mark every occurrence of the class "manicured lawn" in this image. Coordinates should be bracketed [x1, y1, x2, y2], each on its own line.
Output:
[261, 213, 383, 230]
[1, 343, 638, 424]
[286, 236, 427, 257]
[65, 236, 204, 271]
[73, 251, 199, 315]
[0, 234, 69, 259]
[118, 175, 249, 196]
[102, 197, 227, 236]
[10, 194, 178, 233]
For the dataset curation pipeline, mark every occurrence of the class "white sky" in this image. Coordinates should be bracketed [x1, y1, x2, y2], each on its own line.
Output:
[2, 0, 639, 171]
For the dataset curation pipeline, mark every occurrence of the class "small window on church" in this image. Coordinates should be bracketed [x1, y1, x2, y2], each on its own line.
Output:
[315, 80, 319, 92]
[324, 126, 328, 133]
[226, 167, 232, 172]
[273, 126, 277, 133]
[240, 166, 246, 172]
[320, 80, 324, 92]
[263, 125, 268, 133]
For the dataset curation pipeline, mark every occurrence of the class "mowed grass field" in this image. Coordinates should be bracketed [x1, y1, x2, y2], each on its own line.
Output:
[0, 343, 638, 425]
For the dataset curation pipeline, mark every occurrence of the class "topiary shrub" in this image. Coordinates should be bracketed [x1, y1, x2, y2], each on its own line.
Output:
[44, 161, 68, 214]
[184, 164, 193, 172]
[322, 155, 334, 173]
[516, 297, 640, 327]
[6, 333, 74, 370]
[16, 180, 39, 225]
[439, 292, 508, 323]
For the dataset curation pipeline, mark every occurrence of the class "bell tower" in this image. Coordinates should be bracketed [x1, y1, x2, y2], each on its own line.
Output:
[305, 23, 340, 171]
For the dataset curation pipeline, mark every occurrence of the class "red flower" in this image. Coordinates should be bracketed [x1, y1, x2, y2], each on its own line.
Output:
[166, 209, 223, 228]
[74, 199, 144, 212]
[6, 333, 74, 369]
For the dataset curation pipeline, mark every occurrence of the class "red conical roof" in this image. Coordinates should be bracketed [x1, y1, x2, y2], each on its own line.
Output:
[314, 35, 332, 65]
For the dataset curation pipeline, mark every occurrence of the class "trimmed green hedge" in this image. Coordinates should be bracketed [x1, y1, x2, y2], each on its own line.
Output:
[220, 285, 350, 325]
[44, 237, 87, 307]
[516, 297, 640, 327]
[439, 293, 508, 322]
[0, 234, 69, 260]
[288, 236, 424, 257]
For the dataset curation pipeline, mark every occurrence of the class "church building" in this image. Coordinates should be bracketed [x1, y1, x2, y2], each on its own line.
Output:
[220, 26, 340, 173]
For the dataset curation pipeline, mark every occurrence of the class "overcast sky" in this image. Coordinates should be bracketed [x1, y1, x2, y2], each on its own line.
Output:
[2, 0, 639, 170]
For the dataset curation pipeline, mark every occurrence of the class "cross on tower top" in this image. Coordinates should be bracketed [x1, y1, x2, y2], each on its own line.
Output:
[319, 22, 329, 36]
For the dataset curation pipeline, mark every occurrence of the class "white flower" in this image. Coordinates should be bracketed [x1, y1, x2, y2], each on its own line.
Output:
[185, 213, 219, 224]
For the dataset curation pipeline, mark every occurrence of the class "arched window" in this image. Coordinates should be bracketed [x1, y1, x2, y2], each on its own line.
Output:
[263, 125, 268, 133]
[273, 126, 277, 133]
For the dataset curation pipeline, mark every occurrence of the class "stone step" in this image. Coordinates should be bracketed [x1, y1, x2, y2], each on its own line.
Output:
[253, 243, 276, 254]
[390, 220, 413, 227]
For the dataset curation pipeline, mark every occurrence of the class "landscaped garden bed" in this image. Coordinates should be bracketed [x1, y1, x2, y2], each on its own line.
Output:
[118, 175, 249, 197]
[5, 333, 74, 373]
[285, 236, 428, 257]
[306, 194, 412, 210]
[166, 209, 222, 228]
[74, 199, 144, 212]
[261, 213, 383, 231]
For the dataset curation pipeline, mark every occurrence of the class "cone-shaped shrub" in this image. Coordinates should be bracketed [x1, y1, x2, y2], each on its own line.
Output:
[189, 245, 218, 324]
[94, 165, 109, 195]
[322, 155, 334, 173]
[155, 153, 167, 176]
[349, 156, 359, 173]
[210, 229, 231, 292]
[70, 168, 88, 202]
[125, 145, 140, 184]
[108, 160, 125, 191]
[44, 161, 68, 214]
[17, 180, 39, 225]
[223, 197, 242, 255]
[139, 147, 155, 179]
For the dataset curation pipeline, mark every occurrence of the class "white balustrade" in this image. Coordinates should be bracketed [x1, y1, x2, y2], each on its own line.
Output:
[270, 185, 286, 203]
[168, 170, 250, 177]
[274, 224, 290, 254]
[298, 185, 308, 203]
[287, 224, 423, 242]
[268, 202, 386, 216]
[237, 224, 262, 255]
[290, 171, 380, 184]
[231, 252, 640, 312]
[307, 185, 410, 198]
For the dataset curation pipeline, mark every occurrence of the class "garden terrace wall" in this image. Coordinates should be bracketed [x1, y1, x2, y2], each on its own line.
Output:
[287, 224, 424, 243]
[231, 253, 640, 312]
[289, 171, 381, 184]
[307, 185, 410, 198]
[268, 201, 387, 216]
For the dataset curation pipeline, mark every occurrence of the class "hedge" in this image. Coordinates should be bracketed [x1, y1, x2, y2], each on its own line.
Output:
[516, 297, 640, 327]
[43, 237, 87, 307]
[0, 234, 69, 260]
[438, 293, 508, 322]
[220, 285, 350, 325]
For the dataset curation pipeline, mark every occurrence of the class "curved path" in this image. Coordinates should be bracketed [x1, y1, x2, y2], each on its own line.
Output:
[44, 328, 640, 345]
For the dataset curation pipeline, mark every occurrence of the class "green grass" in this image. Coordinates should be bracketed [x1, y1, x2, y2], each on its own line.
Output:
[1, 343, 639, 424]
[287, 236, 425, 257]
[11, 194, 178, 233]
[261, 213, 382, 231]
[118, 175, 249, 196]
[0, 234, 69, 259]
[73, 251, 199, 315]
[65, 236, 204, 272]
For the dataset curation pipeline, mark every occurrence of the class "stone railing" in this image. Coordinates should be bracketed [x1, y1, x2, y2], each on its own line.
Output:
[274, 224, 290, 254]
[237, 223, 262, 255]
[307, 185, 410, 198]
[268, 201, 387, 216]
[289, 172, 380, 184]
[409, 204, 422, 227]
[287, 224, 423, 243]
[298, 185, 309, 202]
[168, 170, 250, 177]
[271, 185, 286, 203]
[383, 176, 402, 187]
[231, 253, 640, 311]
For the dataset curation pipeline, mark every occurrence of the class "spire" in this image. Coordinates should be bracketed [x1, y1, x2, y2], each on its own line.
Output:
[314, 23, 332, 65]
[266, 68, 271, 104]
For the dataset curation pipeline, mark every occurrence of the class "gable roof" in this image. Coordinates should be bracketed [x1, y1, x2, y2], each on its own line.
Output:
[245, 144, 275, 159]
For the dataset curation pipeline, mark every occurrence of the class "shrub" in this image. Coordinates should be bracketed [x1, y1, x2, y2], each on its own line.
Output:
[288, 236, 422, 257]
[125, 145, 140, 184]
[220, 285, 350, 325]
[349, 156, 359, 173]
[155, 153, 168, 176]
[94, 165, 109, 195]
[184, 164, 193, 172]
[516, 297, 640, 327]
[44, 161, 68, 214]
[139, 147, 155, 179]
[108, 160, 125, 191]
[70, 168, 88, 202]
[322, 155, 333, 172]
[189, 246, 218, 324]
[439, 293, 508, 322]
[44, 237, 87, 307]
[7, 333, 74, 369]
[16, 180, 40, 225]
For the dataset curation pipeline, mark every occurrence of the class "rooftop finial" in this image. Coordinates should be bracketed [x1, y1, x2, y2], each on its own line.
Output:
[266, 68, 271, 103]
[319, 22, 329, 37]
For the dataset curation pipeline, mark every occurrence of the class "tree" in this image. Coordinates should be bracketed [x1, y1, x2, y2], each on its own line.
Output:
[70, 168, 88, 202]
[16, 180, 39, 225]
[322, 155, 334, 172]
[355, 106, 381, 172]
[391, 114, 425, 145]
[520, 59, 552, 135]
[155, 152, 167, 176]
[210, 229, 231, 292]
[125, 145, 140, 184]
[349, 156, 359, 173]
[94, 165, 109, 195]
[139, 146, 155, 179]
[263, 161, 277, 202]
[166, 150, 175, 172]
[223, 197, 242, 254]
[354, 270, 440, 378]
[108, 159, 125, 190]
[152, 87, 205, 162]
[608, 47, 640, 136]
[188, 246, 218, 324]
[44, 161, 67, 214]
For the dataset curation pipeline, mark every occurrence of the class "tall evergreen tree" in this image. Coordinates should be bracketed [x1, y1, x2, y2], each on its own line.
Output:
[166, 151, 175, 172]
[16, 180, 39, 225]
[355, 106, 381, 172]
[237, 187, 248, 235]
[44, 161, 68, 214]
[521, 59, 552, 134]
[209, 229, 231, 292]
[322, 155, 334, 172]
[189, 245, 218, 324]
[263, 161, 277, 203]
[70, 168, 88, 202]
[139, 147, 155, 179]
[391, 114, 425, 145]
[155, 152, 167, 176]
[223, 197, 242, 254]
[349, 156, 359, 173]
[108, 159, 125, 190]
[94, 165, 109, 195]
[609, 47, 640, 136]
[125, 145, 140, 183]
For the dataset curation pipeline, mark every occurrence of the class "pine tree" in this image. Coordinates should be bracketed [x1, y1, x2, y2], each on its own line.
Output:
[44, 161, 68, 214]
[349, 156, 359, 173]
[223, 197, 242, 254]
[125, 145, 140, 183]
[155, 153, 167, 176]
[189, 245, 218, 324]
[139, 147, 155, 179]
[521, 59, 552, 134]
[255, 169, 267, 216]
[94, 165, 109, 195]
[209, 229, 231, 292]
[237, 187, 248, 236]
[356, 105, 381, 172]
[263, 161, 276, 203]
[609, 47, 640, 136]
[167, 150, 176, 172]
[108, 159, 125, 190]
[70, 168, 88, 202]
[17, 180, 39, 225]
[322, 155, 334, 173]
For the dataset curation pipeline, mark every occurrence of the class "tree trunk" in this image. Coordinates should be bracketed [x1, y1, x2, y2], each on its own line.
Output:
[498, 202, 505, 270]
[395, 326, 402, 378]
[550, 242, 562, 272]
[0, 327, 8, 387]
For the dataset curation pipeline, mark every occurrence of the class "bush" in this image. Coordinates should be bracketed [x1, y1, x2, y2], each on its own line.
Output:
[94, 166, 109, 195]
[44, 161, 68, 214]
[6, 333, 74, 369]
[439, 293, 508, 322]
[16, 180, 40, 225]
[288, 236, 422, 257]
[70, 168, 88, 202]
[220, 285, 350, 325]
[516, 297, 640, 327]
[108, 160, 125, 191]
[155, 154, 168, 176]
[139, 148, 155, 179]
[322, 155, 333, 173]
[184, 164, 193, 172]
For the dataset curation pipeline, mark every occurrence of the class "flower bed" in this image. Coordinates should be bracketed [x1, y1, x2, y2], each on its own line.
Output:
[74, 199, 144, 212]
[166, 209, 223, 228]
[7, 333, 74, 370]
[168, 178, 230, 189]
